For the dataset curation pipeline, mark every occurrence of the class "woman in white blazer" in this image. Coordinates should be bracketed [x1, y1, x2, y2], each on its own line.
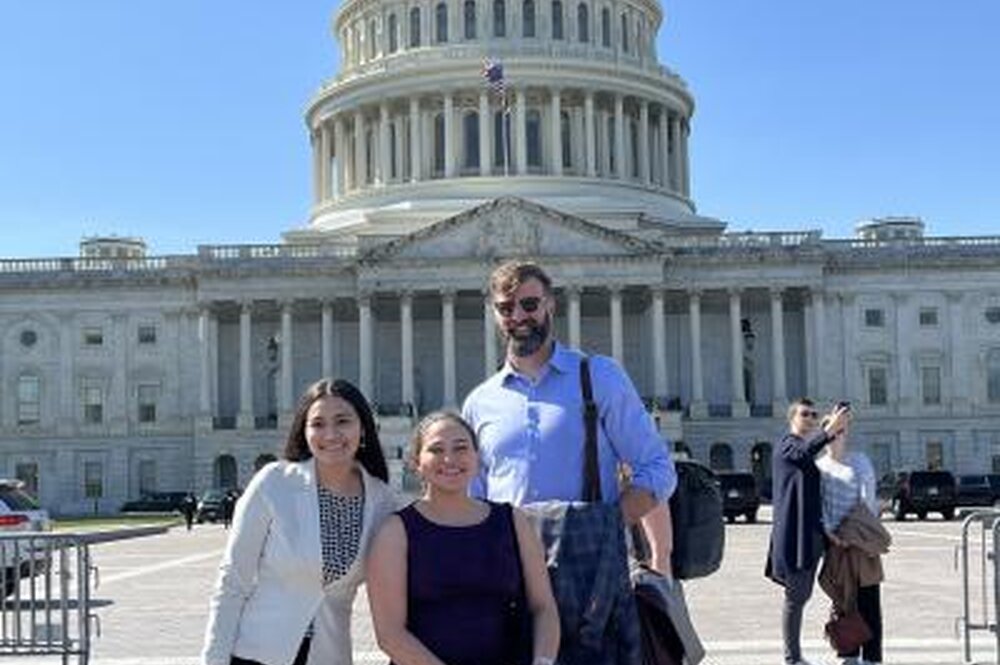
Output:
[202, 378, 401, 665]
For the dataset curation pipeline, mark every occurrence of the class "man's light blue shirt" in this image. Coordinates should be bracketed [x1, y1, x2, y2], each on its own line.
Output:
[461, 341, 677, 505]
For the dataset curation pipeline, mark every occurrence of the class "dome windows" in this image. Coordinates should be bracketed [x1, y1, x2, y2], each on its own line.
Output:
[552, 0, 564, 40]
[577, 3, 589, 43]
[464, 0, 477, 39]
[522, 0, 536, 38]
[410, 7, 422, 47]
[435, 2, 449, 43]
[493, 0, 506, 37]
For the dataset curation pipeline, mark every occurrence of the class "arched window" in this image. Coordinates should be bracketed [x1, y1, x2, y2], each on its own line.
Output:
[988, 349, 1000, 403]
[526, 109, 541, 168]
[493, 111, 510, 169]
[601, 7, 611, 47]
[522, 0, 536, 37]
[214, 455, 238, 490]
[493, 0, 506, 36]
[552, 0, 563, 39]
[433, 114, 446, 176]
[463, 112, 480, 170]
[388, 14, 398, 53]
[577, 3, 589, 42]
[368, 19, 377, 59]
[560, 111, 572, 169]
[464, 0, 477, 38]
[435, 2, 449, 42]
[709, 443, 734, 472]
[620, 12, 628, 53]
[410, 7, 422, 46]
[17, 373, 40, 425]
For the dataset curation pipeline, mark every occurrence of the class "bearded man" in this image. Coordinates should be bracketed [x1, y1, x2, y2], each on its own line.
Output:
[461, 260, 676, 548]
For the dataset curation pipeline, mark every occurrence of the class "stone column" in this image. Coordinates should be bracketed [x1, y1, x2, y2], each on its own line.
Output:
[237, 301, 254, 429]
[479, 89, 492, 176]
[444, 91, 456, 178]
[947, 292, 970, 415]
[379, 102, 391, 186]
[442, 290, 457, 407]
[354, 110, 366, 188]
[584, 90, 596, 177]
[57, 313, 75, 434]
[680, 117, 690, 196]
[638, 99, 650, 184]
[813, 290, 827, 402]
[770, 288, 787, 414]
[334, 116, 346, 196]
[483, 292, 498, 376]
[659, 108, 669, 188]
[400, 292, 415, 413]
[669, 114, 680, 192]
[110, 313, 128, 434]
[688, 291, 707, 418]
[317, 124, 329, 204]
[321, 300, 335, 379]
[613, 93, 625, 179]
[410, 97, 422, 182]
[358, 294, 374, 400]
[893, 293, 912, 413]
[550, 88, 562, 176]
[651, 287, 667, 398]
[198, 306, 213, 428]
[610, 287, 624, 364]
[279, 302, 294, 424]
[729, 289, 749, 417]
[567, 285, 582, 349]
[515, 88, 528, 175]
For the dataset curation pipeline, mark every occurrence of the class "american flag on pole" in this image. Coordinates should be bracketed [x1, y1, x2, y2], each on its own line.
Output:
[482, 57, 506, 104]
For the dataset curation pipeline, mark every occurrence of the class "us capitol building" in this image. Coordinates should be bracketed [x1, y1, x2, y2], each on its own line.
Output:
[3, 1, 999, 514]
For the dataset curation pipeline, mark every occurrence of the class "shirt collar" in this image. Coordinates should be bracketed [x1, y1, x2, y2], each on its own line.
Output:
[499, 340, 573, 384]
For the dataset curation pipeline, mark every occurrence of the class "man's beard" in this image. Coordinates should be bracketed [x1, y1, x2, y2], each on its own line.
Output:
[504, 314, 551, 358]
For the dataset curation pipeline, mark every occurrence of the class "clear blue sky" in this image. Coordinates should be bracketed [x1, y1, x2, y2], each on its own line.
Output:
[1, 1, 998, 258]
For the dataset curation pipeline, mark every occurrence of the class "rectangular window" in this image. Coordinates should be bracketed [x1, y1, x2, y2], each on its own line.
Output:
[919, 307, 938, 327]
[868, 367, 888, 406]
[83, 461, 104, 499]
[83, 327, 104, 346]
[15, 462, 39, 498]
[921, 366, 942, 405]
[864, 308, 885, 328]
[138, 460, 157, 495]
[137, 383, 159, 423]
[138, 325, 157, 345]
[17, 375, 40, 425]
[82, 378, 104, 424]
[926, 441, 944, 471]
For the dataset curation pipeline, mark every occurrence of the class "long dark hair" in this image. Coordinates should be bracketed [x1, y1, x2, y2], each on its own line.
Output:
[282, 378, 389, 482]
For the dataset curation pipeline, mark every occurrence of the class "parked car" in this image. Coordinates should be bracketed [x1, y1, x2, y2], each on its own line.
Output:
[717, 471, 760, 523]
[120, 491, 189, 513]
[955, 474, 1000, 508]
[0, 479, 52, 597]
[195, 489, 227, 523]
[891, 470, 957, 521]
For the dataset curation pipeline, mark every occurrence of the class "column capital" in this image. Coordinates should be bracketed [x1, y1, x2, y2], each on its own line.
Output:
[769, 287, 785, 300]
[440, 288, 457, 302]
[357, 291, 374, 307]
[563, 284, 583, 298]
[279, 300, 294, 314]
[608, 284, 624, 297]
[945, 291, 965, 304]
[687, 288, 703, 301]
[397, 289, 414, 301]
[890, 292, 910, 304]
[727, 287, 743, 299]
[649, 284, 666, 298]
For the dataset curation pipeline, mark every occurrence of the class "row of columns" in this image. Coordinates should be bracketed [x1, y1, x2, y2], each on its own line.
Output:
[196, 287, 792, 423]
[312, 89, 690, 203]
[341, 0, 653, 68]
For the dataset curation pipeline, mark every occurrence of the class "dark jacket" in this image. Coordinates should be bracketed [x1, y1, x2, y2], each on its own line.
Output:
[766, 428, 832, 585]
[522, 500, 641, 665]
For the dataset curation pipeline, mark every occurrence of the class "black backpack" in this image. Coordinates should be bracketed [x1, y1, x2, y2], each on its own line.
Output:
[669, 459, 725, 580]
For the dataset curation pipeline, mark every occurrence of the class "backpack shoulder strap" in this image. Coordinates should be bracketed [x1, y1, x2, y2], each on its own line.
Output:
[580, 357, 603, 502]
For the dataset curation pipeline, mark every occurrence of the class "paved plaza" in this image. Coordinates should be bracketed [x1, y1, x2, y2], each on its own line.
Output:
[11, 512, 994, 665]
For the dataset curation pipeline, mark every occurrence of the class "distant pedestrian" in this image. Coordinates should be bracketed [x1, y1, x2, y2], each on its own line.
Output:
[181, 493, 196, 531]
[221, 491, 236, 529]
[766, 397, 850, 665]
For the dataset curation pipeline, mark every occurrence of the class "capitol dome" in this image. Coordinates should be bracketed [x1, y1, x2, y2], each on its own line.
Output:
[298, 0, 708, 241]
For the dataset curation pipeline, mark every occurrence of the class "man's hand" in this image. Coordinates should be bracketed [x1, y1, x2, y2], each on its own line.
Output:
[619, 486, 658, 525]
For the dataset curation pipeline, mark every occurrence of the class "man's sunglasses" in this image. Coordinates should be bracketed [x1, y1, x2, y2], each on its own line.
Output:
[798, 409, 818, 419]
[493, 296, 544, 317]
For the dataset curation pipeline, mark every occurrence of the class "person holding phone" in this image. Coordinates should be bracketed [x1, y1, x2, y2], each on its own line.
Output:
[766, 397, 850, 665]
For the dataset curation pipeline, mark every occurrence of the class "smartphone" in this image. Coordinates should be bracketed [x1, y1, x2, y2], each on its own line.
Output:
[835, 400, 851, 410]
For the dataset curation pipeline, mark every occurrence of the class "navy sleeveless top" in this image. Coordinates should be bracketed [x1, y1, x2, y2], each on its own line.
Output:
[396, 501, 527, 665]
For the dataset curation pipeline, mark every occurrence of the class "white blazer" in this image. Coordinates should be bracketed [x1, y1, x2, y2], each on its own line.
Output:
[201, 459, 400, 665]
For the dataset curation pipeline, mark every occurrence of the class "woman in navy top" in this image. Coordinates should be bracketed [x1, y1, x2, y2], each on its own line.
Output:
[367, 411, 559, 665]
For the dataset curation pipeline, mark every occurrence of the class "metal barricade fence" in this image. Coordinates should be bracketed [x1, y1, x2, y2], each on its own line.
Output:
[0, 532, 97, 665]
[957, 509, 1000, 664]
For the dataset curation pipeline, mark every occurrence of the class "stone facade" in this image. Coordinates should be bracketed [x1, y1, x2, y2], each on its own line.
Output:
[2, 2, 1000, 514]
